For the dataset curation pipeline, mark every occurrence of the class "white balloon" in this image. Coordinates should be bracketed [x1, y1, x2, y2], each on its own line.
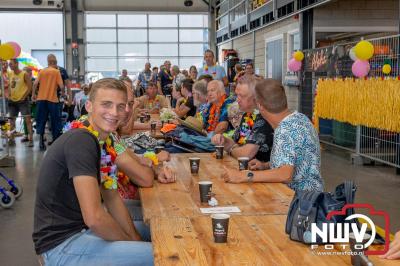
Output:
[349, 47, 357, 61]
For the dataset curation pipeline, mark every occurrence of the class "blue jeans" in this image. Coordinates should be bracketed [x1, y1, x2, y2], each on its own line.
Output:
[36, 100, 61, 140]
[124, 200, 151, 242]
[42, 229, 154, 266]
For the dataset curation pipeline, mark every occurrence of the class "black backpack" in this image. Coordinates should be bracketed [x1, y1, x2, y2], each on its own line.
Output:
[285, 180, 357, 244]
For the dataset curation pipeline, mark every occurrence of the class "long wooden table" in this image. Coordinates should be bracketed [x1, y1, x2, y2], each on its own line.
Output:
[151, 215, 396, 266]
[140, 153, 294, 224]
[140, 153, 396, 265]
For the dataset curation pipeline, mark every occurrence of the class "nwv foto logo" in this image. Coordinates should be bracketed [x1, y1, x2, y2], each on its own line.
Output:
[310, 204, 390, 256]
[312, 214, 375, 246]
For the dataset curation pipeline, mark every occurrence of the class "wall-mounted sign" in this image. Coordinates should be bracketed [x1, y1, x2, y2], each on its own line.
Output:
[311, 49, 328, 71]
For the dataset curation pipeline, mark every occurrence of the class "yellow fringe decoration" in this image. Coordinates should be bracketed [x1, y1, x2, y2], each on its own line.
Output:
[314, 78, 400, 133]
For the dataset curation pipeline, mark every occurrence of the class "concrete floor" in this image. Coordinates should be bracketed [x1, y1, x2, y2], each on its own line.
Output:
[0, 140, 399, 266]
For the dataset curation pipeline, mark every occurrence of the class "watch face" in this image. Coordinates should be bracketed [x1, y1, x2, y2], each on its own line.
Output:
[247, 171, 254, 182]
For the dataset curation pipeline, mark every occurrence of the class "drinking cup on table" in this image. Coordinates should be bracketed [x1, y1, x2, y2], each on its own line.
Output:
[198, 181, 212, 203]
[238, 157, 249, 170]
[211, 214, 230, 243]
[215, 146, 224, 159]
[189, 157, 200, 174]
[150, 121, 157, 133]
[166, 95, 172, 107]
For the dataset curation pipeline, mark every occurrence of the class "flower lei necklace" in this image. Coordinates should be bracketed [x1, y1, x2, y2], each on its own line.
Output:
[143, 70, 153, 82]
[63, 120, 123, 190]
[163, 69, 173, 80]
[204, 64, 217, 76]
[181, 95, 190, 106]
[207, 94, 226, 132]
[147, 95, 160, 109]
[237, 112, 257, 145]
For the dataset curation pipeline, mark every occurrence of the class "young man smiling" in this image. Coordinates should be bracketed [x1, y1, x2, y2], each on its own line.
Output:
[33, 78, 153, 265]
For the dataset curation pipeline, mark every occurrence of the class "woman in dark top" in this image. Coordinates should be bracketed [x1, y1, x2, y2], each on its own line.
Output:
[174, 79, 197, 119]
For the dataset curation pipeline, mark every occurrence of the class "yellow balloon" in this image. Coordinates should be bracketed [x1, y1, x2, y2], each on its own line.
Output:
[293, 51, 304, 61]
[354, 40, 374, 60]
[382, 64, 391, 75]
[0, 43, 15, 60]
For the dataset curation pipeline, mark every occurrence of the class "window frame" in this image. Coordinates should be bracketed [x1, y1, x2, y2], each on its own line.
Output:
[84, 12, 209, 77]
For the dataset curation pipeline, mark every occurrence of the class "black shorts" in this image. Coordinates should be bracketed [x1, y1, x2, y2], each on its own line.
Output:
[8, 99, 31, 118]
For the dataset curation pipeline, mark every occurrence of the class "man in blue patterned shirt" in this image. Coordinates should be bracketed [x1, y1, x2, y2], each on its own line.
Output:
[137, 62, 156, 92]
[221, 78, 323, 192]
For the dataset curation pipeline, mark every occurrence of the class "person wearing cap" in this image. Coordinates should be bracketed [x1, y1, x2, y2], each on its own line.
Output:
[211, 75, 273, 162]
[221, 79, 323, 193]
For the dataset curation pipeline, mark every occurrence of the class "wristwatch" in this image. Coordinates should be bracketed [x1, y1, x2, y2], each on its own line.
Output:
[246, 171, 254, 183]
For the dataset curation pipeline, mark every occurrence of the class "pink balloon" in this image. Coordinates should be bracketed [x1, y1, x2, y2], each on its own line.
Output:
[352, 59, 370, 78]
[7, 42, 21, 58]
[288, 58, 302, 72]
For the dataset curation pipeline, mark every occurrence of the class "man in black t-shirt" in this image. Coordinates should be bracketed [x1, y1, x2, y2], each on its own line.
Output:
[32, 78, 153, 265]
[174, 78, 197, 119]
[212, 75, 274, 162]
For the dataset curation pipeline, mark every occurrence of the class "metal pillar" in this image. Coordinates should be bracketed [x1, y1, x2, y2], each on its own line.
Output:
[299, 8, 313, 118]
[70, 0, 80, 80]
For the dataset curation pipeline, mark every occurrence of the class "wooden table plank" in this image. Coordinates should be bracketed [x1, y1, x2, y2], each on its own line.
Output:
[151, 215, 398, 266]
[140, 180, 201, 224]
[151, 216, 209, 266]
[140, 153, 294, 223]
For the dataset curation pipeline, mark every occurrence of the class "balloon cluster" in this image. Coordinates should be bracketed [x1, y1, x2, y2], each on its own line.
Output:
[288, 50, 304, 72]
[0, 42, 21, 60]
[350, 40, 374, 78]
